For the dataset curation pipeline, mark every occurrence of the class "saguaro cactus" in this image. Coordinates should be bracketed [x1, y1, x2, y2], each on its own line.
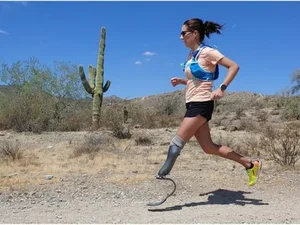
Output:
[79, 27, 111, 129]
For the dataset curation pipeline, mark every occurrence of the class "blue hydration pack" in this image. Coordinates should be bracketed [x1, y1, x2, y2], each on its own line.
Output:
[182, 43, 219, 81]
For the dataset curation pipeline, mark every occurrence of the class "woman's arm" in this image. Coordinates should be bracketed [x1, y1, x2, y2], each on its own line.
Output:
[179, 78, 188, 85]
[217, 57, 240, 90]
[171, 77, 188, 87]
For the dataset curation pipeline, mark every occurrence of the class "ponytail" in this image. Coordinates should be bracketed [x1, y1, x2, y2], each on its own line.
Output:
[204, 21, 223, 38]
[183, 18, 224, 43]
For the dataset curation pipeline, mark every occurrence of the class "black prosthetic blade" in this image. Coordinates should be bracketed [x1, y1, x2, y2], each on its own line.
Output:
[147, 177, 177, 207]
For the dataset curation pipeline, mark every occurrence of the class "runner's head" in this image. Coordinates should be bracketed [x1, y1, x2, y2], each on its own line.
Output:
[180, 18, 223, 48]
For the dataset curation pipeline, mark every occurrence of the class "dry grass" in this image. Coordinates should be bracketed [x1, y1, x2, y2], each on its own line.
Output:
[0, 120, 299, 192]
[0, 139, 23, 161]
[0, 133, 162, 191]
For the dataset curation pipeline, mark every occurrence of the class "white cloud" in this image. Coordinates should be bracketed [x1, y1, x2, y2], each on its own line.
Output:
[0, 29, 9, 35]
[144, 58, 150, 62]
[134, 61, 142, 65]
[143, 51, 156, 56]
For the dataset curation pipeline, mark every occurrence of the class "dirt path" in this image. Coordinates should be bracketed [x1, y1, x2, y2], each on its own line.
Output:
[1, 163, 300, 223]
[1, 130, 300, 223]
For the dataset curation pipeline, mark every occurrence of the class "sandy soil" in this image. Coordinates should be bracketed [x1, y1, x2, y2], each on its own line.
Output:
[0, 128, 300, 224]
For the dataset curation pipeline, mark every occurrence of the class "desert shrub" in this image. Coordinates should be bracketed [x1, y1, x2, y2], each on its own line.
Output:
[260, 124, 300, 167]
[0, 139, 23, 162]
[135, 135, 152, 146]
[154, 114, 182, 128]
[0, 97, 11, 130]
[155, 93, 183, 116]
[58, 112, 90, 131]
[240, 134, 262, 157]
[53, 100, 92, 131]
[210, 115, 223, 127]
[115, 101, 182, 129]
[126, 102, 157, 129]
[238, 118, 259, 133]
[0, 59, 90, 132]
[0, 90, 93, 132]
[101, 106, 132, 139]
[2, 91, 53, 133]
[234, 106, 246, 120]
[72, 135, 109, 159]
[256, 110, 269, 122]
[281, 97, 300, 120]
[216, 102, 246, 120]
[252, 99, 266, 110]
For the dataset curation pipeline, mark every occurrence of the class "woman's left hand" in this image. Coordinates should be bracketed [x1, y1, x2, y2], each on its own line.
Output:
[210, 88, 224, 100]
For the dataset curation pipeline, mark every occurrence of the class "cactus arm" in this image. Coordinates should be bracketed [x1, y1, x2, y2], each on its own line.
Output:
[103, 80, 111, 93]
[88, 65, 96, 90]
[79, 65, 93, 94]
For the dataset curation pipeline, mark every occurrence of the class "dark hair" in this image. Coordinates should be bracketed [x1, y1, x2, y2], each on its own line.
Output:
[183, 18, 223, 42]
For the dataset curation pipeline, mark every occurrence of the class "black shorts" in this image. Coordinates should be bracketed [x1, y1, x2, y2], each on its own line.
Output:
[184, 100, 214, 121]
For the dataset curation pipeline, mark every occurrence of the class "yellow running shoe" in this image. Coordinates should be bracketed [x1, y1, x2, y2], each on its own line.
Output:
[246, 160, 262, 186]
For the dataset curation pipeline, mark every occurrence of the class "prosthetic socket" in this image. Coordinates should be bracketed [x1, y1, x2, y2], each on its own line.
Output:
[158, 136, 185, 177]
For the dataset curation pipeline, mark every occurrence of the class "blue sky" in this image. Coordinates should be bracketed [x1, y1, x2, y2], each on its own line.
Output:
[0, 1, 299, 99]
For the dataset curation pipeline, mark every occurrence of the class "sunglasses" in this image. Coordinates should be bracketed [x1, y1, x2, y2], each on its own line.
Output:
[180, 30, 193, 37]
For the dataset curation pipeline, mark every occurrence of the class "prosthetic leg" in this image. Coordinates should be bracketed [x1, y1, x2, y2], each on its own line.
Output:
[158, 144, 182, 177]
[147, 136, 184, 207]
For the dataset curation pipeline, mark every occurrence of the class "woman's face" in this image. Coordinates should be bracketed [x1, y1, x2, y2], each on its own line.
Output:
[180, 25, 198, 48]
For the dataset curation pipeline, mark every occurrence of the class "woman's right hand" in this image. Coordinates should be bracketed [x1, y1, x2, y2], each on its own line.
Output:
[170, 77, 182, 87]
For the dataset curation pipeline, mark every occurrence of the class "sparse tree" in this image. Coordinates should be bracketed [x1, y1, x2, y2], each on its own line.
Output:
[291, 69, 300, 95]
[0, 58, 87, 130]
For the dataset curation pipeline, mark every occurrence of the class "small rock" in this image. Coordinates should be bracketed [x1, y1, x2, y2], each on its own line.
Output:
[45, 175, 54, 180]
[218, 126, 226, 130]
[7, 173, 18, 178]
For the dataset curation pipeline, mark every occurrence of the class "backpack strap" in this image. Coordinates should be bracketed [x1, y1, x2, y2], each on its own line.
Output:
[192, 43, 209, 59]
[191, 43, 220, 81]
[181, 43, 220, 81]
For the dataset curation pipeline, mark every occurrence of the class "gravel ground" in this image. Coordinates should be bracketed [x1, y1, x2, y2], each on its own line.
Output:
[1, 130, 300, 223]
[1, 162, 300, 223]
